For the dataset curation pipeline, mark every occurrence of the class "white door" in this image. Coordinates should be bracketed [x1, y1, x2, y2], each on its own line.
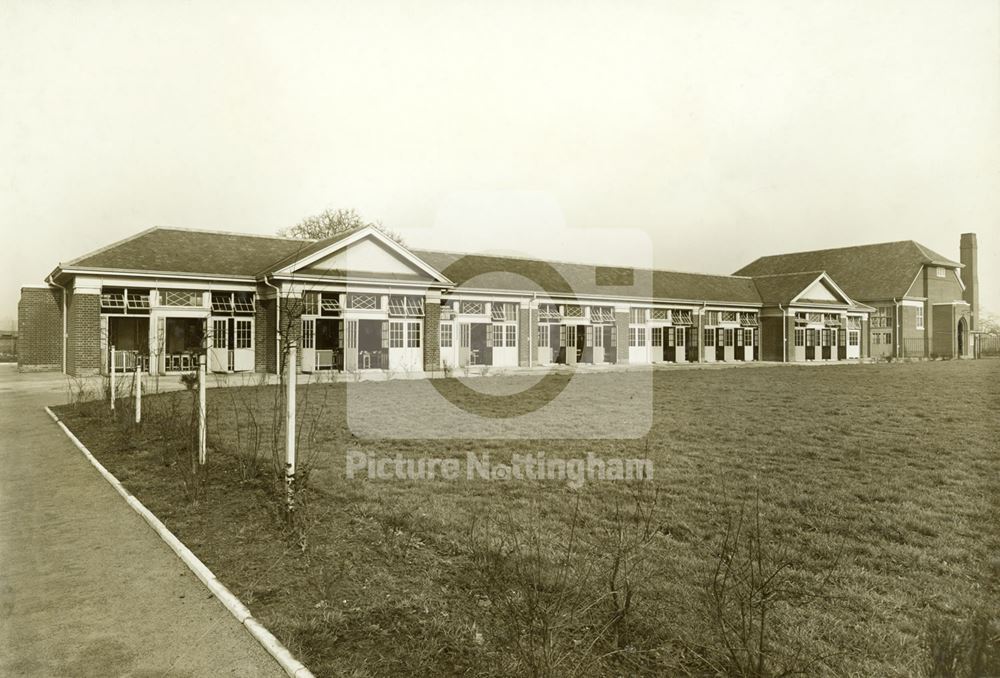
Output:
[301, 318, 316, 373]
[389, 320, 423, 371]
[233, 318, 254, 371]
[847, 330, 860, 359]
[209, 318, 229, 372]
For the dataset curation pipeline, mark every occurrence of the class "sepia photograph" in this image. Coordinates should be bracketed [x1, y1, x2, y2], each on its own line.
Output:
[1, 1, 998, 676]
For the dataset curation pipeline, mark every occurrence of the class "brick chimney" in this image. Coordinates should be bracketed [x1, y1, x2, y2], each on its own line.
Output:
[960, 233, 978, 330]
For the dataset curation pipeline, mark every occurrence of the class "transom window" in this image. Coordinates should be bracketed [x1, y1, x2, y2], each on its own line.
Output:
[163, 289, 203, 307]
[538, 303, 561, 322]
[347, 293, 379, 310]
[847, 316, 862, 330]
[563, 304, 584, 318]
[491, 302, 517, 321]
[651, 308, 669, 321]
[672, 309, 693, 325]
[720, 310, 737, 323]
[100, 288, 126, 311]
[211, 291, 255, 315]
[303, 292, 320, 315]
[591, 306, 615, 323]
[740, 312, 758, 327]
[388, 295, 424, 317]
[629, 308, 648, 324]
[460, 300, 486, 315]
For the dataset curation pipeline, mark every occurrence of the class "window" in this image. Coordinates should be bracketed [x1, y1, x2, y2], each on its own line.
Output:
[594, 327, 604, 347]
[440, 324, 453, 348]
[806, 329, 816, 347]
[460, 300, 485, 315]
[505, 325, 517, 347]
[704, 311, 719, 326]
[736, 328, 744, 347]
[212, 292, 255, 314]
[794, 329, 805, 347]
[211, 293, 234, 313]
[348, 293, 379, 310]
[346, 321, 357, 348]
[320, 295, 342, 315]
[101, 288, 126, 311]
[389, 295, 424, 317]
[591, 306, 615, 323]
[720, 311, 737, 323]
[847, 316, 862, 330]
[163, 289, 202, 307]
[629, 327, 646, 347]
[740, 313, 758, 327]
[651, 308, 669, 321]
[676, 328, 686, 347]
[303, 292, 320, 315]
[629, 308, 647, 324]
[724, 329, 734, 346]
[389, 321, 404, 348]
[915, 306, 924, 330]
[538, 303, 561, 321]
[126, 291, 151, 310]
[672, 309, 693, 325]
[301, 318, 315, 349]
[234, 320, 252, 349]
[806, 312, 822, 324]
[563, 304, 584, 319]
[936, 266, 946, 278]
[652, 327, 663, 346]
[704, 328, 715, 346]
[234, 292, 255, 314]
[537, 324, 549, 348]
[407, 322, 421, 348]
[492, 324, 504, 347]
[849, 332, 860, 346]
[460, 324, 470, 348]
[491, 302, 517, 321]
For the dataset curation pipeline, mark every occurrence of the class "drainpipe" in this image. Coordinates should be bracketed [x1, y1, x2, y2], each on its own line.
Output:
[779, 304, 786, 362]
[264, 275, 281, 376]
[893, 297, 900, 358]
[47, 274, 68, 375]
[530, 292, 536, 368]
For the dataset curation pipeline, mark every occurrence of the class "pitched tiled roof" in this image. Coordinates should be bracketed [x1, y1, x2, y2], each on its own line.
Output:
[735, 240, 961, 301]
[414, 250, 762, 304]
[64, 227, 309, 278]
[751, 272, 828, 305]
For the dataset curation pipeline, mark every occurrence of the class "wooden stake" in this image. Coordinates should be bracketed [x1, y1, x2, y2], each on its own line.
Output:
[198, 353, 207, 465]
[285, 344, 297, 516]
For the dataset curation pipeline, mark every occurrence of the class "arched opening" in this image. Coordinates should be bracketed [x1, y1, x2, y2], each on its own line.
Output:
[957, 317, 967, 357]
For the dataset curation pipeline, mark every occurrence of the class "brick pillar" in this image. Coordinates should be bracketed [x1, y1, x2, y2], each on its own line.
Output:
[255, 296, 277, 373]
[17, 286, 64, 371]
[518, 302, 532, 367]
[67, 290, 101, 376]
[615, 310, 629, 364]
[424, 290, 441, 372]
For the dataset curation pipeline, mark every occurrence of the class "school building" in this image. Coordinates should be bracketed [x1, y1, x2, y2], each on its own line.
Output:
[17, 227, 980, 377]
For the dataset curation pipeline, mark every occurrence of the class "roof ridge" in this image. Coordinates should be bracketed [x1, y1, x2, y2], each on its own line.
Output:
[151, 226, 312, 242]
[414, 247, 755, 281]
[749, 270, 826, 279]
[752, 239, 916, 260]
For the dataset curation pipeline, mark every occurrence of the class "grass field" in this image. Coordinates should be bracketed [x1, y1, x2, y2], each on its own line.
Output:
[54, 360, 1000, 677]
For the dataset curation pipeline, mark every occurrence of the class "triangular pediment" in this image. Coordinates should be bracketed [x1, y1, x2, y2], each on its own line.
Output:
[271, 227, 453, 284]
[791, 273, 854, 305]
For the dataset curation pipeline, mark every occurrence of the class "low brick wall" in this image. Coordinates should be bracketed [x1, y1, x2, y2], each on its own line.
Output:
[18, 286, 63, 371]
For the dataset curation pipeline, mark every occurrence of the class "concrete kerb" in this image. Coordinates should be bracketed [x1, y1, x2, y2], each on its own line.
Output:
[43, 406, 315, 678]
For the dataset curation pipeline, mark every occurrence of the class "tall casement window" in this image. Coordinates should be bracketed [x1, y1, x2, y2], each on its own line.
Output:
[505, 325, 517, 347]
[389, 321, 405, 348]
[440, 323, 453, 348]
[915, 306, 925, 330]
[703, 328, 715, 346]
[492, 324, 504, 347]
[794, 329, 805, 347]
[536, 324, 549, 348]
[735, 328, 744, 347]
[651, 327, 663, 347]
[407, 322, 421, 348]
[724, 329, 734, 347]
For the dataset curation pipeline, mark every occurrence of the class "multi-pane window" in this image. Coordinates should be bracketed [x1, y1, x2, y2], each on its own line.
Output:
[704, 328, 715, 346]
[724, 329, 734, 346]
[735, 329, 744, 347]
[806, 329, 816, 347]
[348, 293, 379, 310]
[491, 302, 517, 321]
[537, 325, 549, 348]
[320, 295, 342, 315]
[440, 323, 453, 348]
[505, 325, 516, 347]
[594, 328, 604, 347]
[795, 329, 805, 347]
[303, 292, 320, 315]
[651, 327, 663, 347]
[389, 295, 424, 317]
[720, 311, 737, 323]
[389, 321, 405, 348]
[915, 306, 924, 330]
[492, 324, 504, 347]
[629, 327, 646, 347]
[212, 292, 254, 314]
[651, 308, 669, 321]
[677, 328, 686, 347]
[591, 306, 615, 323]
[629, 308, 648, 324]
[872, 306, 893, 329]
[740, 313, 758, 327]
[538, 303, 561, 321]
[847, 316, 862, 330]
[101, 288, 126, 311]
[407, 322, 421, 348]
[346, 321, 357, 348]
[936, 266, 946, 278]
[211, 293, 234, 313]
[127, 291, 151, 310]
[460, 300, 485, 315]
[704, 311, 719, 325]
[563, 305, 584, 319]
[806, 312, 823, 323]
[849, 332, 860, 346]
[234, 320, 252, 349]
[460, 324, 470, 348]
[672, 309, 693, 325]
[163, 289, 203, 307]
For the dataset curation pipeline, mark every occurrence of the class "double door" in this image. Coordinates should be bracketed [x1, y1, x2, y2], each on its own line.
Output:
[209, 316, 254, 372]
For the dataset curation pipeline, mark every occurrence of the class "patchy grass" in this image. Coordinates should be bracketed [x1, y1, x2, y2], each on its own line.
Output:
[53, 360, 1000, 677]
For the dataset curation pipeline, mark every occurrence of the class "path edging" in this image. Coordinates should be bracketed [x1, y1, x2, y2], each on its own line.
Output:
[44, 406, 315, 678]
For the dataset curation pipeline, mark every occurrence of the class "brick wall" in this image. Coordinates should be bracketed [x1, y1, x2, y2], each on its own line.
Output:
[255, 297, 277, 373]
[423, 299, 441, 371]
[758, 316, 784, 361]
[614, 310, 629, 364]
[17, 286, 63, 371]
[279, 295, 303, 372]
[67, 291, 101, 376]
[518, 305, 532, 366]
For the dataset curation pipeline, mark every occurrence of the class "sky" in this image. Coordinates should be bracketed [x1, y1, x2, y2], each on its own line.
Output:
[2, 0, 998, 329]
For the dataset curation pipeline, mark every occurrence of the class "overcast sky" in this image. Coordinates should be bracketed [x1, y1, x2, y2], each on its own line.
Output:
[2, 0, 997, 329]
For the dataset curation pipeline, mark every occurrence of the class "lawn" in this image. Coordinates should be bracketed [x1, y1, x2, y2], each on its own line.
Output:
[53, 360, 1000, 677]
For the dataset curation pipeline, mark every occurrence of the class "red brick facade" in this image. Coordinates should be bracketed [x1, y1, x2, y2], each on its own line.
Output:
[66, 291, 101, 376]
[17, 286, 63, 371]
[423, 297, 441, 371]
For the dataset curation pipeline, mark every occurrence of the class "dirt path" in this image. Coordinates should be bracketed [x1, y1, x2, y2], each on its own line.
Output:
[0, 366, 287, 677]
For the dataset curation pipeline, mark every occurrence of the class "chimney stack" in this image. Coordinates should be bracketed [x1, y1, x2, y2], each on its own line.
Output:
[960, 233, 978, 330]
